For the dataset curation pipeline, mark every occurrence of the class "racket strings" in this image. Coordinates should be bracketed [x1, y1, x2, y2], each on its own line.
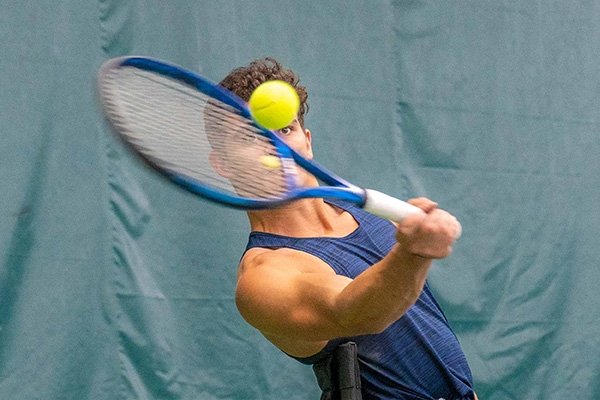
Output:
[100, 67, 292, 200]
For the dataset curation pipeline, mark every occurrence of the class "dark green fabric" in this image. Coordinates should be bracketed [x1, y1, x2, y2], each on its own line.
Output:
[393, 2, 600, 399]
[1, 1, 598, 399]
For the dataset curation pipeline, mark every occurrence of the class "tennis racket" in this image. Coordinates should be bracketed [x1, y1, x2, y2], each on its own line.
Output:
[97, 56, 426, 223]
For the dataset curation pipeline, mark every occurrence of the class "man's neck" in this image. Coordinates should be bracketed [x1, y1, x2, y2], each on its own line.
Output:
[247, 198, 359, 238]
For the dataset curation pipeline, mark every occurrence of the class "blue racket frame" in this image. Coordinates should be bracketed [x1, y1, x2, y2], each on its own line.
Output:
[104, 57, 367, 210]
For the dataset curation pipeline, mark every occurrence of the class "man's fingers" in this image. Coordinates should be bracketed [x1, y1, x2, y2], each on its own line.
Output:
[397, 212, 427, 236]
[407, 197, 438, 213]
[452, 217, 462, 240]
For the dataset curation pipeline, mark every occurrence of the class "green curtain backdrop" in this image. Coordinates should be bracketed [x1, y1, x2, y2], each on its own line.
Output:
[1, 1, 598, 399]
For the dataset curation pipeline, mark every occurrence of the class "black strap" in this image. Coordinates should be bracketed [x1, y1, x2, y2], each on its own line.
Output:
[313, 342, 362, 400]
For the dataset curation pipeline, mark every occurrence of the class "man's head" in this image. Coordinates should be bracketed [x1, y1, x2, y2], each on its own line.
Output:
[206, 58, 316, 196]
[219, 57, 309, 127]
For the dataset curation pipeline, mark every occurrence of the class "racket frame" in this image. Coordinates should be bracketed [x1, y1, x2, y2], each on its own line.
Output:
[98, 56, 367, 210]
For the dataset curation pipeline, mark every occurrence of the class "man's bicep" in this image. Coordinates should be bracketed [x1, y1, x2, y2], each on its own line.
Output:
[235, 251, 352, 341]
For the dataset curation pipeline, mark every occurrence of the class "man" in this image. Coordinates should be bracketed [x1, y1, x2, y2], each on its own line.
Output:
[219, 58, 477, 400]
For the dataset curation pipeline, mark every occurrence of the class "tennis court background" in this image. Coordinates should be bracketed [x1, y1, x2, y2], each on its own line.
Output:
[1, 1, 599, 399]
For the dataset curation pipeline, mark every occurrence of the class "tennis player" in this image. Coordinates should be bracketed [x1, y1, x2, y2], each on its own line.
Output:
[219, 58, 478, 400]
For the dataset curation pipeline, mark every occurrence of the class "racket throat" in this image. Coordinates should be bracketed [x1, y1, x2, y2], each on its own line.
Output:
[293, 186, 365, 205]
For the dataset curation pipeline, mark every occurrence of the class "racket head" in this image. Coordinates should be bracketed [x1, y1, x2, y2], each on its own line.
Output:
[97, 56, 303, 209]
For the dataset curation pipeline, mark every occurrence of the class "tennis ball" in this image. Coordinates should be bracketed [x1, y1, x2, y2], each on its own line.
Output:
[248, 80, 300, 130]
[259, 155, 281, 170]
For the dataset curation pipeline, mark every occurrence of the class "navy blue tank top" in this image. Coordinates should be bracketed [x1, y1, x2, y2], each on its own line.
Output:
[244, 201, 474, 400]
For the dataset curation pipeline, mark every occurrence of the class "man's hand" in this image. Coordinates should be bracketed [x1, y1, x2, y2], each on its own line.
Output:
[395, 197, 462, 259]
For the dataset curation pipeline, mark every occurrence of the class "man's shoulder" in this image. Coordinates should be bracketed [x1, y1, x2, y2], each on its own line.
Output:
[239, 246, 333, 276]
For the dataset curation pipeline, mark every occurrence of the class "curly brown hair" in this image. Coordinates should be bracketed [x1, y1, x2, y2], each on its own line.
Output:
[219, 57, 309, 126]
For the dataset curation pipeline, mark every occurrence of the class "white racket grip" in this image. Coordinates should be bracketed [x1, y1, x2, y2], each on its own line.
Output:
[362, 189, 424, 222]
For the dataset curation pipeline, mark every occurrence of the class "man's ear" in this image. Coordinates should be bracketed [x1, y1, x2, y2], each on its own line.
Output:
[304, 129, 313, 158]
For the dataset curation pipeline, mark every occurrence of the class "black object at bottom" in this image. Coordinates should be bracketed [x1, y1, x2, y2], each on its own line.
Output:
[313, 342, 362, 400]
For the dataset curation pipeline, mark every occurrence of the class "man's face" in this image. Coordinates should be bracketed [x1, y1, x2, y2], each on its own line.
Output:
[272, 119, 315, 186]
[208, 115, 315, 198]
[274, 119, 312, 159]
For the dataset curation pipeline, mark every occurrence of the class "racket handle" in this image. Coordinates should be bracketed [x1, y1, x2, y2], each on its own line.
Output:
[362, 189, 425, 222]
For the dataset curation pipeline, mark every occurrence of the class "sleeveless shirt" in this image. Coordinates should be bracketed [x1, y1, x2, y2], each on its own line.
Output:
[244, 201, 474, 400]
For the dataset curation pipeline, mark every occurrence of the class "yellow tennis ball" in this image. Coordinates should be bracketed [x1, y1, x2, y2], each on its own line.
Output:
[248, 80, 300, 130]
[259, 155, 281, 170]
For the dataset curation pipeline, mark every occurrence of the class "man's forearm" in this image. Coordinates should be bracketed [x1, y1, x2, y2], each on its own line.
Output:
[333, 244, 432, 335]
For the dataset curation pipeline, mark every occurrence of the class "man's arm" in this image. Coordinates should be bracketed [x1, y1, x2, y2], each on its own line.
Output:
[235, 201, 460, 355]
